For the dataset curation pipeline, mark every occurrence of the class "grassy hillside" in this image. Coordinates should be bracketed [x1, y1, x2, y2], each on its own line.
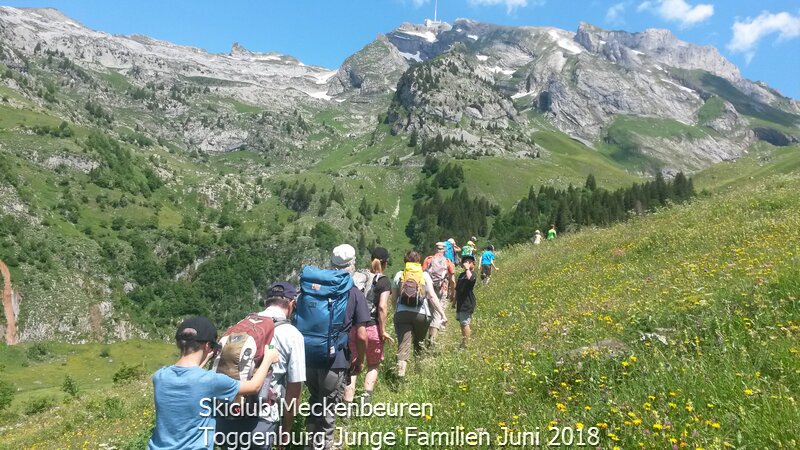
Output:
[2, 173, 798, 448]
[351, 173, 800, 449]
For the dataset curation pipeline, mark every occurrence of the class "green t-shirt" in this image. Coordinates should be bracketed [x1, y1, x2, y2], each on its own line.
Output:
[547, 229, 557, 240]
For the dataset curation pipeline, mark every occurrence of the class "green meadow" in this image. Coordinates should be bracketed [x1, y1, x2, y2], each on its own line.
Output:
[2, 172, 798, 449]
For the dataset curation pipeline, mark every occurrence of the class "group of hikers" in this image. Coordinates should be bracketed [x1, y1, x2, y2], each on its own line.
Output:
[533, 224, 558, 245]
[148, 236, 502, 450]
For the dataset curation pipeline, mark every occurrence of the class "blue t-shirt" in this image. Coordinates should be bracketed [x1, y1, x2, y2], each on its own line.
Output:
[148, 366, 240, 450]
[480, 251, 495, 266]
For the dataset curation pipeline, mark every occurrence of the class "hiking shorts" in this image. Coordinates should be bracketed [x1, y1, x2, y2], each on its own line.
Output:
[349, 324, 384, 367]
[481, 264, 492, 279]
[456, 311, 473, 326]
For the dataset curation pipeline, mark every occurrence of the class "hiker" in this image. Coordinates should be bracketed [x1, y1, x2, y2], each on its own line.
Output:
[423, 242, 456, 310]
[455, 254, 478, 348]
[533, 230, 543, 245]
[215, 282, 306, 450]
[461, 240, 476, 259]
[294, 244, 370, 450]
[443, 238, 461, 264]
[148, 316, 279, 450]
[547, 224, 557, 241]
[344, 247, 394, 404]
[392, 250, 448, 377]
[479, 245, 499, 286]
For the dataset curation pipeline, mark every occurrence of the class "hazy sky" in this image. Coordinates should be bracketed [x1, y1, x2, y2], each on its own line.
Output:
[3, 0, 799, 98]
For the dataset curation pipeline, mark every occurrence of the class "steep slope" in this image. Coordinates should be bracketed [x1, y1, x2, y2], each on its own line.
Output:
[372, 18, 799, 171]
[0, 7, 798, 343]
[1, 174, 798, 448]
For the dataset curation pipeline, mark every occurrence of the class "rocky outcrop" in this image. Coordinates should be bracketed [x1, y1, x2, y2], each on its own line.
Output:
[576, 23, 740, 80]
[387, 50, 520, 137]
[753, 128, 799, 147]
[0, 6, 339, 109]
[328, 36, 409, 97]
[42, 154, 99, 173]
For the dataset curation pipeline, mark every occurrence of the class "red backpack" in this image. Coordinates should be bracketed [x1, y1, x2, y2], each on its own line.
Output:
[212, 314, 277, 417]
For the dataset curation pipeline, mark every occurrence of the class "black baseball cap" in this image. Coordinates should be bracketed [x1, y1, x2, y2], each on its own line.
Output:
[267, 281, 298, 300]
[175, 316, 220, 350]
[371, 247, 390, 262]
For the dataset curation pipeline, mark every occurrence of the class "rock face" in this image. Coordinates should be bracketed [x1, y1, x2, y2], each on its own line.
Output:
[328, 36, 409, 98]
[575, 23, 740, 79]
[0, 6, 797, 168]
[0, 6, 338, 108]
[372, 18, 798, 169]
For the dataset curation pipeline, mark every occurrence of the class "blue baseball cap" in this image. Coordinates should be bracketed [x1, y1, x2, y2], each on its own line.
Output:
[267, 282, 297, 300]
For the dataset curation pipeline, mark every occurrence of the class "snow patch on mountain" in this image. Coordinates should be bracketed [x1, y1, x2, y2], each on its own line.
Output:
[397, 29, 437, 43]
[547, 30, 583, 55]
[399, 51, 423, 62]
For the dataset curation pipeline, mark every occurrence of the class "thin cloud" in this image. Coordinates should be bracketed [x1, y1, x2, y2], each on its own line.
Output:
[467, 0, 546, 15]
[728, 10, 800, 64]
[606, 2, 629, 26]
[638, 0, 714, 28]
[411, 0, 430, 7]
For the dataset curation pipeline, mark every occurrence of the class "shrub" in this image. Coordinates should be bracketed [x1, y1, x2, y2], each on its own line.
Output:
[26, 342, 50, 361]
[62, 375, 79, 398]
[0, 379, 14, 411]
[112, 363, 145, 385]
[99, 347, 111, 358]
[23, 396, 56, 415]
[103, 396, 124, 419]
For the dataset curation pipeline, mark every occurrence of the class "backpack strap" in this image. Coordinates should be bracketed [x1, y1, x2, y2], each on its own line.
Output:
[272, 318, 291, 328]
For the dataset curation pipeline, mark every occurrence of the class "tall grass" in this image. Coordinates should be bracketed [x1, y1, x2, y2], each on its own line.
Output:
[1, 175, 798, 449]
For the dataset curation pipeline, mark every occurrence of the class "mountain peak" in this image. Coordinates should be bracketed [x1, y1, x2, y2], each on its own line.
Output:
[576, 22, 741, 81]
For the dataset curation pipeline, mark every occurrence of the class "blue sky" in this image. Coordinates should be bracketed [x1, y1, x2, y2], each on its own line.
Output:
[4, 0, 799, 98]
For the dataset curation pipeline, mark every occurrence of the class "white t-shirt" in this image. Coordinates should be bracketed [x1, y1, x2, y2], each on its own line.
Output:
[392, 271, 434, 317]
[258, 307, 306, 422]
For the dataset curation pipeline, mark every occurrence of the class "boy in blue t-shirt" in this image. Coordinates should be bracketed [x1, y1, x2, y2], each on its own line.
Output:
[148, 316, 279, 450]
[479, 245, 499, 286]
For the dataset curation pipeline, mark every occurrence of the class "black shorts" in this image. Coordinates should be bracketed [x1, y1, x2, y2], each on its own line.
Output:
[480, 264, 492, 278]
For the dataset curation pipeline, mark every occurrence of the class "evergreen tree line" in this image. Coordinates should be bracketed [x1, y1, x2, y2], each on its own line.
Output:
[406, 188, 499, 252]
[414, 157, 466, 199]
[277, 180, 317, 212]
[86, 131, 162, 197]
[491, 173, 696, 247]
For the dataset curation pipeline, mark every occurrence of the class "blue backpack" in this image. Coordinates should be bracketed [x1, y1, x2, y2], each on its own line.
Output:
[293, 266, 353, 368]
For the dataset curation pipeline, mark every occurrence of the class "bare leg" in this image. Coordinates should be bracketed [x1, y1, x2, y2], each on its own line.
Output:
[461, 324, 471, 348]
[427, 326, 439, 347]
[343, 374, 357, 402]
[363, 364, 380, 393]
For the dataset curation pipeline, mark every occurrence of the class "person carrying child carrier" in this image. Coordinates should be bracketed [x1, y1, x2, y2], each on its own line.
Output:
[423, 241, 456, 310]
[293, 244, 370, 450]
[214, 282, 306, 450]
[392, 250, 448, 377]
[345, 247, 394, 404]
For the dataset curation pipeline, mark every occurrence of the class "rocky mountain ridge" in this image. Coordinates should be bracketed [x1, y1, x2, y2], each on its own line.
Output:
[2, 6, 797, 171]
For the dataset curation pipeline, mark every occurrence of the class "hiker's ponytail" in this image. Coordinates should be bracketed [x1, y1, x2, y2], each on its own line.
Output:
[370, 258, 384, 274]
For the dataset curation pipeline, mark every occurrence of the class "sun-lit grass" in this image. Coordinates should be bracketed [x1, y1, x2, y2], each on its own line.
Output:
[2, 174, 798, 449]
